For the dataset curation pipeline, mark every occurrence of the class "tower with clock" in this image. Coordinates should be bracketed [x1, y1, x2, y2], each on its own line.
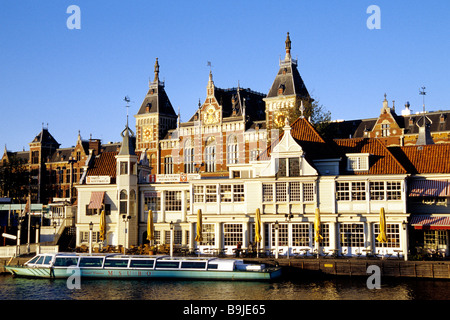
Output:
[134, 58, 178, 174]
[264, 32, 312, 131]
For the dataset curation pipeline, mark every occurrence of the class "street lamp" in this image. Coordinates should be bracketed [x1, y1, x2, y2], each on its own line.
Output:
[285, 214, 293, 259]
[35, 222, 40, 244]
[122, 215, 131, 254]
[170, 221, 174, 257]
[89, 221, 93, 255]
[274, 221, 279, 259]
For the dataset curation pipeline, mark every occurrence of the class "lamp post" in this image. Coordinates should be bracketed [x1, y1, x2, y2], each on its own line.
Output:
[285, 214, 293, 259]
[170, 221, 174, 257]
[35, 222, 40, 244]
[52, 221, 57, 244]
[89, 221, 93, 255]
[274, 221, 279, 260]
[122, 215, 131, 254]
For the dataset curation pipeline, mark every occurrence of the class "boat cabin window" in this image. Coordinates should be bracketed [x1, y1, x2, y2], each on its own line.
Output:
[207, 264, 218, 270]
[155, 261, 180, 269]
[180, 261, 206, 269]
[104, 259, 129, 268]
[54, 257, 79, 267]
[79, 257, 104, 268]
[129, 259, 154, 268]
[35, 255, 45, 265]
[43, 256, 53, 265]
[27, 256, 41, 265]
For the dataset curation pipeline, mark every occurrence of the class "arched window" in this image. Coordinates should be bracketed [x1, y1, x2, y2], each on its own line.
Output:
[184, 139, 194, 173]
[129, 189, 136, 216]
[227, 135, 238, 164]
[205, 137, 216, 173]
[119, 190, 127, 214]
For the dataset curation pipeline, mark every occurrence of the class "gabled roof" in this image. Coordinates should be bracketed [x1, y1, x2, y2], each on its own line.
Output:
[137, 84, 177, 117]
[266, 62, 310, 99]
[87, 152, 118, 177]
[259, 117, 334, 162]
[30, 128, 60, 147]
[334, 138, 407, 175]
[389, 144, 450, 174]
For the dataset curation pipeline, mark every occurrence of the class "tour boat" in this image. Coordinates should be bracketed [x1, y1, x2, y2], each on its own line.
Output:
[5, 253, 282, 281]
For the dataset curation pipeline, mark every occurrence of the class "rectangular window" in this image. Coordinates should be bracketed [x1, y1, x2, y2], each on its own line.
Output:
[303, 183, 315, 202]
[292, 223, 310, 247]
[220, 185, 232, 202]
[184, 148, 195, 173]
[193, 186, 204, 203]
[423, 230, 448, 250]
[271, 223, 288, 246]
[200, 224, 215, 246]
[340, 223, 364, 247]
[370, 181, 385, 200]
[276, 182, 287, 202]
[223, 223, 243, 247]
[164, 157, 173, 174]
[276, 158, 287, 177]
[205, 185, 217, 203]
[374, 224, 400, 248]
[289, 158, 300, 177]
[233, 184, 245, 202]
[351, 182, 366, 200]
[165, 191, 182, 211]
[347, 155, 369, 171]
[289, 182, 301, 202]
[120, 162, 128, 175]
[262, 184, 273, 202]
[386, 181, 401, 200]
[144, 194, 161, 212]
[336, 182, 350, 201]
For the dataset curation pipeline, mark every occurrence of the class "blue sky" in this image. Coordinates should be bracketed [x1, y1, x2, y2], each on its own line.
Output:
[1, 1, 449, 152]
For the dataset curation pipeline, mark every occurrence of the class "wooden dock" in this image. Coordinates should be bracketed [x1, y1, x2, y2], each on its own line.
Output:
[245, 257, 450, 280]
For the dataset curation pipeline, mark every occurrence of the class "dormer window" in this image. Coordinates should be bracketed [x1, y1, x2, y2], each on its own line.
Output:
[276, 157, 300, 177]
[346, 153, 369, 172]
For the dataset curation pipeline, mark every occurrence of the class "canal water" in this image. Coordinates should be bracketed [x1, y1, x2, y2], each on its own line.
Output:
[0, 273, 449, 300]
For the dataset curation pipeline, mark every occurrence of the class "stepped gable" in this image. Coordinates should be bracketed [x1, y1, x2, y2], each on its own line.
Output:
[389, 144, 450, 174]
[334, 138, 407, 175]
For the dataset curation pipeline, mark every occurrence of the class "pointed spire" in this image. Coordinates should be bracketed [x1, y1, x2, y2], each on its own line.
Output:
[154, 58, 160, 82]
[207, 70, 215, 97]
[285, 32, 292, 61]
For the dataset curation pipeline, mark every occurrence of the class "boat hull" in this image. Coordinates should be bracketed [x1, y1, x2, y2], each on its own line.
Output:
[5, 265, 282, 281]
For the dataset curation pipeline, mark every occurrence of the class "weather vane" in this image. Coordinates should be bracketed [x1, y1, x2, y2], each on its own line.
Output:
[419, 86, 426, 112]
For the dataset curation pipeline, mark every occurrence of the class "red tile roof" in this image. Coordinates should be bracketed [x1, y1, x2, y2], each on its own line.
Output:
[87, 152, 118, 177]
[389, 144, 450, 174]
[334, 138, 407, 175]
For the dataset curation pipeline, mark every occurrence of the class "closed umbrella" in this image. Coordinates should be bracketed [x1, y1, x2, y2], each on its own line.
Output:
[314, 208, 323, 243]
[376, 207, 388, 243]
[147, 210, 154, 242]
[99, 209, 106, 242]
[255, 208, 262, 257]
[195, 209, 203, 242]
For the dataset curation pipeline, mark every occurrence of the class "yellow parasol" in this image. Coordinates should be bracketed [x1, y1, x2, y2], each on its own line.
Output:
[376, 207, 388, 243]
[314, 208, 323, 243]
[147, 210, 154, 242]
[195, 209, 203, 242]
[254, 208, 262, 243]
[99, 209, 106, 242]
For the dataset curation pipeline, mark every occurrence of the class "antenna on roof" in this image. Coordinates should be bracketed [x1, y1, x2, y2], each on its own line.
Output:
[419, 86, 426, 112]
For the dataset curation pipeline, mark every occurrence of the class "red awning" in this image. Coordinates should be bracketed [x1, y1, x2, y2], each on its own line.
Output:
[88, 191, 105, 209]
[409, 180, 450, 197]
[410, 215, 450, 230]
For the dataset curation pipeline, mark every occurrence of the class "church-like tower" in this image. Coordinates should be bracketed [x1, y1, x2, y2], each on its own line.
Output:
[134, 58, 177, 174]
[264, 33, 311, 130]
